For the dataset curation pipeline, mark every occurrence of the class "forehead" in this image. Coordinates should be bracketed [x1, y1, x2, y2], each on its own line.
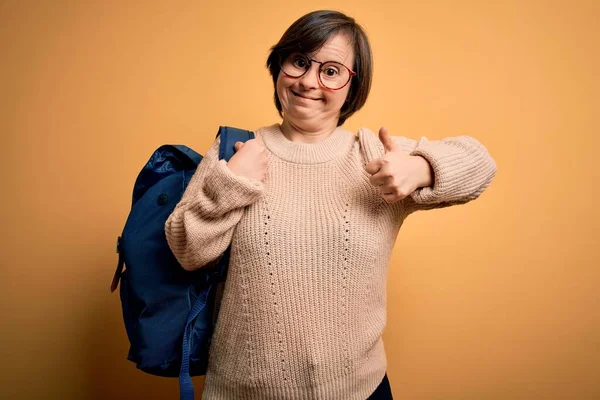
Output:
[309, 34, 354, 65]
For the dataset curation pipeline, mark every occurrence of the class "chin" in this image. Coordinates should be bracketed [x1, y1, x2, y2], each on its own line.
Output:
[283, 104, 313, 117]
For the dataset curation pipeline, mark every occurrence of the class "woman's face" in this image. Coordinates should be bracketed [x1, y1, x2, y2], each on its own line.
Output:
[276, 33, 355, 129]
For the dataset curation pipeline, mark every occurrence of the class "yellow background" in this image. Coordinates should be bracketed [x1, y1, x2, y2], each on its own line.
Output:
[2, 0, 598, 399]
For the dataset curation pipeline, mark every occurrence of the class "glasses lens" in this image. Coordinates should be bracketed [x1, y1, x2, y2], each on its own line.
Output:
[319, 62, 351, 90]
[281, 53, 309, 78]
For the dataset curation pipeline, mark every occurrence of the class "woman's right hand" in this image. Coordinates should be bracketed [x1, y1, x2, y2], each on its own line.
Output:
[226, 134, 268, 182]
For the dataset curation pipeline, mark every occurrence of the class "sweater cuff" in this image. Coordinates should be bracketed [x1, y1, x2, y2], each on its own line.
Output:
[408, 138, 457, 204]
[203, 159, 264, 211]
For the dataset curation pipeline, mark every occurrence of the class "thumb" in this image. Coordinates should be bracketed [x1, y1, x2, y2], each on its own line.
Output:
[378, 127, 398, 153]
[234, 141, 244, 152]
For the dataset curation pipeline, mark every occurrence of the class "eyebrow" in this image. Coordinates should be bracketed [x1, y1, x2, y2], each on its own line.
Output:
[297, 52, 348, 66]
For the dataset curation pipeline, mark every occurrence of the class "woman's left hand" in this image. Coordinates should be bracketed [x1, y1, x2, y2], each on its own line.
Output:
[366, 127, 434, 204]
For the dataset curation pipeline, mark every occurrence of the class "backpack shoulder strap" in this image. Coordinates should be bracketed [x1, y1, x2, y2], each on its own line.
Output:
[171, 144, 202, 166]
[180, 126, 254, 400]
[217, 126, 255, 161]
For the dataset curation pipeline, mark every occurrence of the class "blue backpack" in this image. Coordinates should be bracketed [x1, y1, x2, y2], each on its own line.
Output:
[110, 126, 254, 400]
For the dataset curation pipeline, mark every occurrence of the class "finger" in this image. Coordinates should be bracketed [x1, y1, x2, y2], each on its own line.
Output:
[382, 193, 399, 204]
[378, 127, 398, 153]
[381, 185, 410, 200]
[369, 173, 392, 187]
[234, 141, 244, 151]
[365, 159, 384, 175]
[380, 188, 395, 197]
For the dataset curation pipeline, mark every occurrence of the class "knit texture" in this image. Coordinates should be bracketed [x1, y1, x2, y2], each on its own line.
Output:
[165, 124, 497, 400]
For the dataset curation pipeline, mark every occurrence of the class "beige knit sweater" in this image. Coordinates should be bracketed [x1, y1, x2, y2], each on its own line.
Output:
[165, 123, 496, 400]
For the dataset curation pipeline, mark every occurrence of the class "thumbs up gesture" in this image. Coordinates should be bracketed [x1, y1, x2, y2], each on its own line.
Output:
[365, 127, 433, 204]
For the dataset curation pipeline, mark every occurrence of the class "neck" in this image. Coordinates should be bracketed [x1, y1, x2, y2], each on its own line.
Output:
[280, 118, 339, 144]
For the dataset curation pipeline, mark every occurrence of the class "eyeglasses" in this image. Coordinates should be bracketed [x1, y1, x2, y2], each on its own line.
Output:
[280, 52, 356, 90]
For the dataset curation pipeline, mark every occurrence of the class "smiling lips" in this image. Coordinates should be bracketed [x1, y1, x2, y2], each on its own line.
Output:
[291, 90, 321, 101]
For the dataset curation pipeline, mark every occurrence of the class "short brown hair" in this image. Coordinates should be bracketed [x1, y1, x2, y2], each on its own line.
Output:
[266, 10, 373, 126]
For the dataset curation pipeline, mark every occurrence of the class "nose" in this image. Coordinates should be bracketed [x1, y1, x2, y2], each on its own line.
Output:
[298, 63, 320, 90]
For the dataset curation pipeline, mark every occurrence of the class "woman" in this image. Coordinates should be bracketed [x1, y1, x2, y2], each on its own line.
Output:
[165, 10, 496, 400]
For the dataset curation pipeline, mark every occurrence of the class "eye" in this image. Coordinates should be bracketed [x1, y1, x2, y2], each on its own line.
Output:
[291, 55, 309, 69]
[323, 67, 339, 76]
[321, 63, 341, 78]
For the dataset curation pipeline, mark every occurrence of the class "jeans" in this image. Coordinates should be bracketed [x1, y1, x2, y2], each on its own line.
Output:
[366, 373, 393, 399]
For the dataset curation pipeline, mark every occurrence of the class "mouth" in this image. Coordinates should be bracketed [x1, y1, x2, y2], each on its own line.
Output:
[291, 90, 321, 101]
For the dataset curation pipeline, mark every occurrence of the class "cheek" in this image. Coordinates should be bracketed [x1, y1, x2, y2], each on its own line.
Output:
[276, 74, 291, 103]
[326, 88, 350, 109]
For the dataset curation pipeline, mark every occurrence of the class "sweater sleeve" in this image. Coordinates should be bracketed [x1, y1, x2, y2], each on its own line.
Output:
[391, 135, 497, 214]
[165, 136, 264, 270]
